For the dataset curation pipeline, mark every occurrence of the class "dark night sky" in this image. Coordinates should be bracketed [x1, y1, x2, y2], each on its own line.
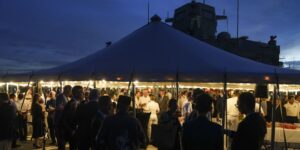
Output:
[1, 0, 300, 72]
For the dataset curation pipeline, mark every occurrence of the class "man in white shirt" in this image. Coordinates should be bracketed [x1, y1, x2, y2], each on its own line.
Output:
[255, 100, 265, 117]
[146, 96, 160, 140]
[178, 91, 188, 111]
[182, 93, 193, 120]
[227, 96, 240, 131]
[284, 95, 300, 123]
[139, 89, 151, 111]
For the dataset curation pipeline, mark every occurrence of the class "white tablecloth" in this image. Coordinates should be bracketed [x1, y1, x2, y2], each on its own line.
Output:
[265, 127, 300, 143]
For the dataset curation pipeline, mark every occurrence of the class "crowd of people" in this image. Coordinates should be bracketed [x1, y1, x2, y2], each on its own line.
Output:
[0, 84, 299, 150]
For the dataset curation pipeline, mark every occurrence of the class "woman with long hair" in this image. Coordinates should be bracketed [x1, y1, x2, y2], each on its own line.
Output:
[31, 93, 45, 148]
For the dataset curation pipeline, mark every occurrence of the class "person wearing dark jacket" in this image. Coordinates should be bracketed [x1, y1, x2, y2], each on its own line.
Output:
[93, 96, 112, 150]
[62, 86, 84, 150]
[0, 93, 17, 150]
[274, 99, 287, 122]
[182, 93, 223, 150]
[75, 89, 100, 150]
[231, 92, 266, 150]
[46, 91, 56, 145]
[98, 96, 146, 150]
[31, 93, 46, 149]
[158, 99, 182, 150]
[55, 85, 72, 150]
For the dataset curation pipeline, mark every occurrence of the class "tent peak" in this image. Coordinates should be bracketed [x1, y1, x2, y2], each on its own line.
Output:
[150, 14, 161, 23]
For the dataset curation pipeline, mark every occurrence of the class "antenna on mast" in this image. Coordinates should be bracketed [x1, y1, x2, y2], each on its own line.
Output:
[236, 0, 239, 39]
[223, 9, 229, 32]
[236, 0, 240, 49]
[147, 0, 150, 24]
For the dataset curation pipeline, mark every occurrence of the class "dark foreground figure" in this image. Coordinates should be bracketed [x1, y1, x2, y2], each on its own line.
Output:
[182, 93, 223, 150]
[98, 96, 146, 150]
[231, 92, 267, 150]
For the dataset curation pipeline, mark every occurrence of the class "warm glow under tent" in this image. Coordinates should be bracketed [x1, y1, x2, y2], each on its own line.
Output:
[3, 16, 300, 83]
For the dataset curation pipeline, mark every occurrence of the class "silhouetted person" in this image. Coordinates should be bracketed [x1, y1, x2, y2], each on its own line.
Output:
[0, 93, 17, 150]
[16, 93, 29, 141]
[182, 93, 223, 150]
[93, 96, 112, 150]
[9, 93, 19, 148]
[55, 85, 72, 150]
[158, 99, 181, 150]
[274, 98, 286, 122]
[46, 91, 56, 145]
[31, 93, 46, 149]
[231, 92, 266, 150]
[75, 89, 100, 150]
[98, 96, 146, 150]
[62, 86, 84, 150]
[156, 90, 169, 115]
[185, 88, 204, 122]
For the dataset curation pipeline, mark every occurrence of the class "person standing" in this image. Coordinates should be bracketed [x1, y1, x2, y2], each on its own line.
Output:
[98, 96, 146, 150]
[231, 92, 266, 150]
[75, 89, 100, 150]
[178, 91, 188, 111]
[139, 89, 151, 111]
[182, 93, 223, 150]
[158, 99, 181, 150]
[54, 85, 72, 150]
[0, 93, 17, 150]
[9, 93, 19, 148]
[31, 93, 46, 149]
[146, 95, 160, 141]
[284, 95, 300, 123]
[93, 96, 112, 150]
[62, 86, 84, 150]
[182, 92, 193, 121]
[156, 90, 169, 116]
[46, 91, 56, 145]
[15, 93, 30, 141]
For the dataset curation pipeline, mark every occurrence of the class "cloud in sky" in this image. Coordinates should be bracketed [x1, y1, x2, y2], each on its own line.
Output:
[0, 0, 300, 72]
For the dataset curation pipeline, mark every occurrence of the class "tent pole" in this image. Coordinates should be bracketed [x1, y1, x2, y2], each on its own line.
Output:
[271, 84, 276, 150]
[132, 83, 136, 117]
[21, 72, 33, 110]
[5, 82, 8, 94]
[93, 80, 96, 89]
[57, 72, 63, 93]
[127, 69, 135, 96]
[176, 68, 179, 100]
[222, 72, 228, 149]
[273, 72, 288, 150]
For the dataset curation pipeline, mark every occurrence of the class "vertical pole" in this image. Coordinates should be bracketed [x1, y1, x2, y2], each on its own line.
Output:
[236, 0, 240, 49]
[132, 83, 136, 117]
[147, 0, 150, 24]
[236, 0, 239, 39]
[226, 17, 229, 32]
[6, 82, 8, 94]
[176, 68, 179, 101]
[93, 80, 96, 89]
[259, 98, 262, 114]
[222, 72, 228, 149]
[270, 85, 276, 150]
[275, 75, 288, 150]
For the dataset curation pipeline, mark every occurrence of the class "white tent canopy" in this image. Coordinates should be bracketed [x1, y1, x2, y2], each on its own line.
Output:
[3, 16, 300, 83]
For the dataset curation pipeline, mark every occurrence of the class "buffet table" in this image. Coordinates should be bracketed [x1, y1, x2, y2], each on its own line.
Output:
[265, 127, 300, 149]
